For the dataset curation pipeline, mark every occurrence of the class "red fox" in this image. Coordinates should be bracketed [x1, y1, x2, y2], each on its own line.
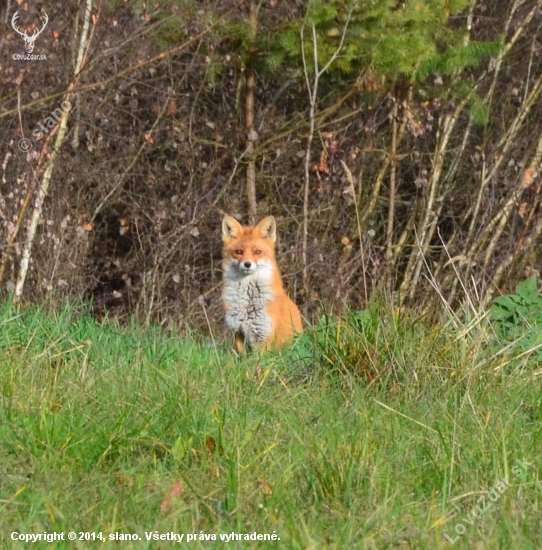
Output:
[221, 214, 303, 351]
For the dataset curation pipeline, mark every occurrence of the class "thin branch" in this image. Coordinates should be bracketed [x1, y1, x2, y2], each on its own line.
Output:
[400, 97, 469, 300]
[385, 98, 398, 289]
[300, 9, 352, 314]
[245, 0, 259, 225]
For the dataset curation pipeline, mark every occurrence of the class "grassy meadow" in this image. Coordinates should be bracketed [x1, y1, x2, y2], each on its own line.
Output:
[0, 298, 541, 549]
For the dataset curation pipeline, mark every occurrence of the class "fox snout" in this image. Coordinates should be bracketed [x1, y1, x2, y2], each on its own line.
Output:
[238, 260, 256, 273]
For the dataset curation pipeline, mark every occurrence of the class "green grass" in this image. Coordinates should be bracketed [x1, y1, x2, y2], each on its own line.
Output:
[0, 301, 541, 549]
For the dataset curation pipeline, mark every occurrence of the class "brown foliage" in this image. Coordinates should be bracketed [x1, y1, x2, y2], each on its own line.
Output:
[1, 1, 542, 335]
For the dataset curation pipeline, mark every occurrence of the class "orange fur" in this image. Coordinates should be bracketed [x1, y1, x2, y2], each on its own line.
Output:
[221, 215, 303, 351]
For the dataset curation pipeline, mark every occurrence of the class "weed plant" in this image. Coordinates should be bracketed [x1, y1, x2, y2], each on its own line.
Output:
[490, 275, 542, 368]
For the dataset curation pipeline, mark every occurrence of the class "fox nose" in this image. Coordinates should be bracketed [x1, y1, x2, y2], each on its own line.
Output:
[244, 262, 252, 269]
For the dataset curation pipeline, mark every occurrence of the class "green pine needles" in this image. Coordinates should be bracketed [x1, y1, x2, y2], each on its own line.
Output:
[131, 1, 501, 90]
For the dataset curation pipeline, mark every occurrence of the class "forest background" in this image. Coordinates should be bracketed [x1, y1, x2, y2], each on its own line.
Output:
[2, 0, 542, 335]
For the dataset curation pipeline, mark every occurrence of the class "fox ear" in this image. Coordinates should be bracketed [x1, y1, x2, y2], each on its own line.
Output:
[222, 215, 243, 242]
[256, 216, 276, 243]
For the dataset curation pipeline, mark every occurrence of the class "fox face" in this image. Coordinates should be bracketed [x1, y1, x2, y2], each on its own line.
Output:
[221, 215, 277, 281]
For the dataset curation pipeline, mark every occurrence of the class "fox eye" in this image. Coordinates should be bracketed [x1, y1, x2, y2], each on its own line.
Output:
[254, 250, 262, 255]
[235, 249, 243, 255]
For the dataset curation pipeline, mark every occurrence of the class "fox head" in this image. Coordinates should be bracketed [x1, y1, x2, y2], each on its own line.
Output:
[222, 215, 277, 277]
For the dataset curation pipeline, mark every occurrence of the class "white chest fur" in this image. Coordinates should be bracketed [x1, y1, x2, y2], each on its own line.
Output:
[222, 263, 275, 347]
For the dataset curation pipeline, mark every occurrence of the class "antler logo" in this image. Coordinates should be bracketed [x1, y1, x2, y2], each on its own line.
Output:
[12, 10, 49, 54]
